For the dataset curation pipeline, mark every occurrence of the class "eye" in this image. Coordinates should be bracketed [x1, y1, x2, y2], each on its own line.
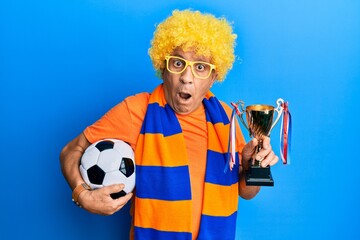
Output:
[173, 60, 184, 68]
[195, 63, 207, 72]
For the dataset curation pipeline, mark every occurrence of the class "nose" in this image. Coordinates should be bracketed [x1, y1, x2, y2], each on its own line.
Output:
[179, 66, 194, 84]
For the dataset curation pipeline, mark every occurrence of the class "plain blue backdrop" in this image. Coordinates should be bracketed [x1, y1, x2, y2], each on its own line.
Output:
[1, 0, 359, 239]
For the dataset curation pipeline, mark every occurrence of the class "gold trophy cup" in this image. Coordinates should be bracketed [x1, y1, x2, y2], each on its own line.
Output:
[238, 98, 284, 186]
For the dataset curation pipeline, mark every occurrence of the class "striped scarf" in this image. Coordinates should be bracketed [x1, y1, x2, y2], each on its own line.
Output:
[134, 84, 240, 240]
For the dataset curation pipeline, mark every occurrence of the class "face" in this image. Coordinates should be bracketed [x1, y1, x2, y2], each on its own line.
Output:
[162, 48, 217, 115]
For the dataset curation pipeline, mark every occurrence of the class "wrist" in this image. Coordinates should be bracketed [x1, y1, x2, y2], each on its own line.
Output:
[72, 183, 91, 207]
[241, 157, 250, 171]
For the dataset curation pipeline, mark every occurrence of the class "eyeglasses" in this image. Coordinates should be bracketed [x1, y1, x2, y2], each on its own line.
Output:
[165, 56, 216, 79]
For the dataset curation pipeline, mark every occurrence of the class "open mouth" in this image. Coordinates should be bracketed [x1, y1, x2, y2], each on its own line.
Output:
[179, 92, 192, 100]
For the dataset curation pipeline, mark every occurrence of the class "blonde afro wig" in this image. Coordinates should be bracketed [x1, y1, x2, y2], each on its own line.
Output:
[149, 9, 237, 81]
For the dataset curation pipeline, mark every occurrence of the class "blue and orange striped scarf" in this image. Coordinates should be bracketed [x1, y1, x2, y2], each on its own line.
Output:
[134, 84, 240, 240]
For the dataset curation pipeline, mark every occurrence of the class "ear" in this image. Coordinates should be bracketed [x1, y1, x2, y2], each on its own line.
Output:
[209, 73, 218, 87]
[161, 68, 166, 80]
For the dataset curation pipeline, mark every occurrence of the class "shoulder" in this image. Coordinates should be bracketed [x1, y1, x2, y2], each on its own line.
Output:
[116, 92, 150, 112]
[124, 92, 150, 105]
[122, 92, 150, 119]
[103, 92, 150, 120]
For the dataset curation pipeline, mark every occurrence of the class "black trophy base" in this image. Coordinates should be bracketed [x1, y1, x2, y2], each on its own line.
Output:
[245, 165, 274, 186]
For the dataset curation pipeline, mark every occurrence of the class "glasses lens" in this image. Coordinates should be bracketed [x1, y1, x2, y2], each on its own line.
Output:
[193, 62, 212, 78]
[167, 57, 186, 73]
[166, 56, 214, 79]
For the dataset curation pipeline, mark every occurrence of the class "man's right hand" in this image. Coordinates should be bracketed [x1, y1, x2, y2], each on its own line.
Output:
[77, 184, 133, 215]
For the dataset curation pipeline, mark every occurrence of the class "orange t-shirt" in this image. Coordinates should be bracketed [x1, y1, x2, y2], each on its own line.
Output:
[84, 92, 245, 239]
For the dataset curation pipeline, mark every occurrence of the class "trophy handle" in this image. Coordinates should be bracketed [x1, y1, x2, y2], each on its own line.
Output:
[238, 101, 249, 131]
[270, 98, 284, 131]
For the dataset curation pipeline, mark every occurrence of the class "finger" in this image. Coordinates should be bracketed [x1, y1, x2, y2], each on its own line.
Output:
[260, 151, 279, 167]
[113, 192, 133, 211]
[104, 184, 125, 196]
[260, 150, 274, 167]
[118, 192, 133, 205]
[248, 138, 259, 148]
[268, 154, 279, 167]
[262, 137, 271, 149]
[255, 139, 273, 161]
[98, 189, 132, 215]
[255, 149, 271, 163]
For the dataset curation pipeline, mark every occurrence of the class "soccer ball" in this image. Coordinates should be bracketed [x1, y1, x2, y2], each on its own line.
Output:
[80, 139, 135, 199]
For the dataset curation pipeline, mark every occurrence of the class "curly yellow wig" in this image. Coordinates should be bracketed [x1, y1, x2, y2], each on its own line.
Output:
[149, 9, 237, 81]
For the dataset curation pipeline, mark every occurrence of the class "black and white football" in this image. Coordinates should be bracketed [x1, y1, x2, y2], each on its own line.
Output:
[79, 139, 135, 199]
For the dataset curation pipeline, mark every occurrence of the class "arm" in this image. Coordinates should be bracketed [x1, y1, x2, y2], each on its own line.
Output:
[60, 133, 90, 190]
[60, 133, 133, 215]
[238, 137, 279, 199]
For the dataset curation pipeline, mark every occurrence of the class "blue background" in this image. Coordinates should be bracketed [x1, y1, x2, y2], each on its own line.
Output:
[1, 0, 359, 239]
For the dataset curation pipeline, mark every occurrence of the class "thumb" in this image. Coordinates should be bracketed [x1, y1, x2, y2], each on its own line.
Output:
[242, 138, 258, 161]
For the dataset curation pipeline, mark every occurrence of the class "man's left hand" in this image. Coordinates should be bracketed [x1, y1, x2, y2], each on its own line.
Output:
[242, 137, 279, 168]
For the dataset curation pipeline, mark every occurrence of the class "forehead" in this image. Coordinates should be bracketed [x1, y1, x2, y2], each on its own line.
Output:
[171, 47, 211, 62]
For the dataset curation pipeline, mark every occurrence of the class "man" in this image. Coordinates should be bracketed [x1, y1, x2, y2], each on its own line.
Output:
[60, 9, 279, 240]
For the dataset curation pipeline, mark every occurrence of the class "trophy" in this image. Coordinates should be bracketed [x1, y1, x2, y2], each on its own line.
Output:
[238, 98, 284, 186]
